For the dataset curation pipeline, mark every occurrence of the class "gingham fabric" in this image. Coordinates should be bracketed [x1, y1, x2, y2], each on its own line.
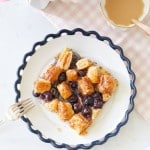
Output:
[0, 0, 7, 2]
[42, 0, 150, 122]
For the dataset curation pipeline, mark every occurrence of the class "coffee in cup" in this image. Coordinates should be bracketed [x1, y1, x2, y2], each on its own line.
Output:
[100, 0, 150, 28]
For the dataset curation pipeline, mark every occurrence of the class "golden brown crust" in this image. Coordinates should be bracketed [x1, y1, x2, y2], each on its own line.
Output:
[102, 93, 111, 102]
[92, 108, 101, 120]
[58, 101, 74, 121]
[57, 82, 72, 99]
[97, 74, 117, 94]
[76, 58, 93, 70]
[46, 99, 59, 112]
[78, 76, 94, 95]
[34, 79, 51, 93]
[87, 66, 101, 83]
[57, 48, 73, 70]
[99, 67, 110, 76]
[66, 69, 78, 81]
[69, 114, 92, 135]
[43, 65, 61, 83]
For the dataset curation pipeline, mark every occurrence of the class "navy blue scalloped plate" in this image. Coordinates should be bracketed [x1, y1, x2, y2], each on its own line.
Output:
[14, 28, 136, 150]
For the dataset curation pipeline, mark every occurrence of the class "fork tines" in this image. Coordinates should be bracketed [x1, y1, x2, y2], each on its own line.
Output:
[9, 98, 35, 117]
[18, 98, 35, 113]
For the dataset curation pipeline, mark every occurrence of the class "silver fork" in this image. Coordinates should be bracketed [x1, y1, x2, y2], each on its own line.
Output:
[0, 98, 35, 126]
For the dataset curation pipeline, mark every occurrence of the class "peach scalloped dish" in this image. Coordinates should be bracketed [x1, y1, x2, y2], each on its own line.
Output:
[33, 48, 118, 135]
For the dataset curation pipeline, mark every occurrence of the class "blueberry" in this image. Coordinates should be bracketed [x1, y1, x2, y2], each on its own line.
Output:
[52, 81, 59, 88]
[45, 91, 53, 101]
[51, 87, 59, 98]
[39, 93, 46, 100]
[73, 103, 82, 113]
[82, 106, 92, 119]
[77, 70, 87, 77]
[73, 53, 81, 62]
[93, 98, 104, 109]
[68, 94, 78, 103]
[58, 72, 66, 83]
[69, 63, 76, 69]
[32, 91, 40, 97]
[69, 81, 77, 89]
[83, 96, 94, 106]
[40, 91, 53, 102]
[92, 92, 102, 99]
[69, 53, 81, 69]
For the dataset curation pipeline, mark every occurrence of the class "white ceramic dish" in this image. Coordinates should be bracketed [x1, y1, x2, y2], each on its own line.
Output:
[15, 28, 136, 149]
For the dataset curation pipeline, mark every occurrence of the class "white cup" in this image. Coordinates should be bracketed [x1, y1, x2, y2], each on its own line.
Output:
[100, 0, 150, 28]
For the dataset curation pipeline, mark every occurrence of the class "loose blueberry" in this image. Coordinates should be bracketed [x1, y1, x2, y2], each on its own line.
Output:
[58, 72, 66, 83]
[32, 91, 40, 97]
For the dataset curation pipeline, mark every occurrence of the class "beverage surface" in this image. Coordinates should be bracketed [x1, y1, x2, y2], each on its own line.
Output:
[105, 0, 144, 26]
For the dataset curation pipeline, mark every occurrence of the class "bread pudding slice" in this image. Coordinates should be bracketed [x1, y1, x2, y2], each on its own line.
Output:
[33, 48, 118, 135]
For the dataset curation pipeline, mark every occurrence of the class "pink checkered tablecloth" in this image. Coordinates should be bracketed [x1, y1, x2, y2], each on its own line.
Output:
[41, 0, 150, 122]
[0, 0, 7, 2]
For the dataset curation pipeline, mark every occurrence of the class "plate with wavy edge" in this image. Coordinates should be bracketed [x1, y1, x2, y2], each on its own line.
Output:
[15, 28, 136, 150]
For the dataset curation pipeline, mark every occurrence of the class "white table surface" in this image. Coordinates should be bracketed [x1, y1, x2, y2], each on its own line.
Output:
[0, 1, 150, 150]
